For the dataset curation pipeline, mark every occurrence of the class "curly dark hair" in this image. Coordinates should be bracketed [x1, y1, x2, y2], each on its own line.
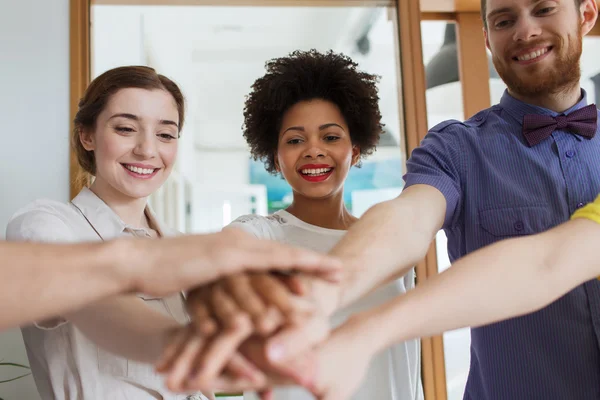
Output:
[243, 49, 383, 174]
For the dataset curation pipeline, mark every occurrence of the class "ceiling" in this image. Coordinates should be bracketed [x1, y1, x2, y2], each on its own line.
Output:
[91, 5, 600, 153]
[92, 5, 404, 150]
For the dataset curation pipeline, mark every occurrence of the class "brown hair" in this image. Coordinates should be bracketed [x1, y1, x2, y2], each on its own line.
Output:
[480, 0, 585, 29]
[72, 65, 185, 181]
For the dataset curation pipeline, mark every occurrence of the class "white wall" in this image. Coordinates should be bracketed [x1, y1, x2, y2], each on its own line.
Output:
[91, 5, 145, 78]
[0, 0, 69, 398]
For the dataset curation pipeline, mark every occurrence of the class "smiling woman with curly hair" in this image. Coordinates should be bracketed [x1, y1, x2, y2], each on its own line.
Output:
[243, 49, 384, 174]
[187, 49, 422, 400]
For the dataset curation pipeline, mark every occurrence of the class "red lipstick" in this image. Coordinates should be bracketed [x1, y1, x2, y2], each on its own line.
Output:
[298, 164, 334, 183]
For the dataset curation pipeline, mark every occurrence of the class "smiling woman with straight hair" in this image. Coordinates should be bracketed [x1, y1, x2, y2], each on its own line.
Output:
[6, 66, 210, 400]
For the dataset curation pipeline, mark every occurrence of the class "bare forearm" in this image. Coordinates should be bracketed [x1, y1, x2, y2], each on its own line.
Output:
[362, 219, 600, 353]
[320, 185, 445, 314]
[0, 240, 133, 330]
[67, 295, 180, 364]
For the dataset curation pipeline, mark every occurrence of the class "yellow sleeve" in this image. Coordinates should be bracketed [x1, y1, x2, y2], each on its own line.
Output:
[570, 194, 600, 280]
[571, 194, 600, 224]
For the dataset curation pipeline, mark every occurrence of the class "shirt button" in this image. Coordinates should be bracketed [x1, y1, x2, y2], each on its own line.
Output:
[565, 150, 575, 158]
[514, 221, 524, 231]
[577, 202, 585, 209]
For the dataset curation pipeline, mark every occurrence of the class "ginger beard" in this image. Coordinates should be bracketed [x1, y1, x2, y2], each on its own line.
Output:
[491, 24, 583, 98]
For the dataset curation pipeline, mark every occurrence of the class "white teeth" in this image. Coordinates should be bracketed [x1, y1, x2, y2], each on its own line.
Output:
[517, 48, 548, 61]
[124, 165, 155, 175]
[300, 168, 332, 176]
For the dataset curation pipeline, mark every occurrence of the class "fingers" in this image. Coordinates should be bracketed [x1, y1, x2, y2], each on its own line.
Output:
[275, 274, 307, 296]
[258, 389, 274, 400]
[188, 321, 253, 385]
[254, 243, 343, 282]
[185, 284, 256, 387]
[204, 376, 257, 393]
[223, 274, 273, 334]
[208, 375, 261, 393]
[266, 315, 330, 364]
[255, 306, 284, 336]
[223, 352, 266, 386]
[165, 334, 205, 392]
[221, 231, 343, 280]
[266, 351, 318, 388]
[209, 284, 250, 330]
[208, 273, 313, 337]
[312, 385, 350, 400]
[185, 353, 267, 393]
[251, 274, 314, 317]
[140, 230, 343, 297]
[155, 326, 191, 373]
[186, 288, 218, 336]
[163, 324, 257, 393]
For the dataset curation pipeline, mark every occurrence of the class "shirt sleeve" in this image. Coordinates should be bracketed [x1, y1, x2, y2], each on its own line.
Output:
[226, 214, 279, 240]
[404, 121, 464, 228]
[6, 202, 77, 329]
[571, 194, 600, 225]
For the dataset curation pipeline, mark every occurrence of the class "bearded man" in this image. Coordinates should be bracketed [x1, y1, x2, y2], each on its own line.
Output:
[268, 1, 600, 399]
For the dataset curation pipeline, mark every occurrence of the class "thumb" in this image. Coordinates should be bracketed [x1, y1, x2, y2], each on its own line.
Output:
[265, 316, 329, 363]
[268, 352, 318, 388]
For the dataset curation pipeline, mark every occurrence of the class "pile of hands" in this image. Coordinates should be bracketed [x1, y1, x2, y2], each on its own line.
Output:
[155, 270, 376, 400]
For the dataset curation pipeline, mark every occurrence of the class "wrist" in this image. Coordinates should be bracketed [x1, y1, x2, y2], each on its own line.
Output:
[310, 280, 342, 317]
[331, 253, 371, 309]
[102, 238, 144, 294]
[347, 308, 393, 355]
[337, 312, 381, 358]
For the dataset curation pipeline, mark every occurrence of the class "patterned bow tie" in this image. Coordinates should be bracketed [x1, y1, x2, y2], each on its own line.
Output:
[522, 104, 597, 146]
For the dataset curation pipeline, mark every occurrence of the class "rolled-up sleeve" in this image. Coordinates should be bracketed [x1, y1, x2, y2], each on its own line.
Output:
[226, 215, 278, 240]
[404, 122, 464, 229]
[6, 203, 77, 329]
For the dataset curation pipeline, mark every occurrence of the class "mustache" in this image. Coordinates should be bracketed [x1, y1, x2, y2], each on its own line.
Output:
[507, 39, 555, 56]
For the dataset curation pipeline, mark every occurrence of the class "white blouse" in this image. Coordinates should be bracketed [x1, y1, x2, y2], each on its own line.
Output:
[230, 210, 424, 400]
[6, 187, 208, 400]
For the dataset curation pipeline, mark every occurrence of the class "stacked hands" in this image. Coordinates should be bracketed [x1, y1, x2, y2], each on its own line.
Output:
[155, 266, 376, 400]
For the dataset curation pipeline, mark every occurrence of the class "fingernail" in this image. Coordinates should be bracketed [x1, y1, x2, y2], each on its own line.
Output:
[268, 342, 285, 361]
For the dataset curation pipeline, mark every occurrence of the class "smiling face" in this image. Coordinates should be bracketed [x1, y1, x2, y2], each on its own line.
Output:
[483, 0, 596, 98]
[275, 99, 359, 201]
[80, 88, 180, 201]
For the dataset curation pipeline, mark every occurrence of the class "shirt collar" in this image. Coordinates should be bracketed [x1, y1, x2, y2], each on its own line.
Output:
[499, 88, 590, 126]
[71, 187, 166, 240]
